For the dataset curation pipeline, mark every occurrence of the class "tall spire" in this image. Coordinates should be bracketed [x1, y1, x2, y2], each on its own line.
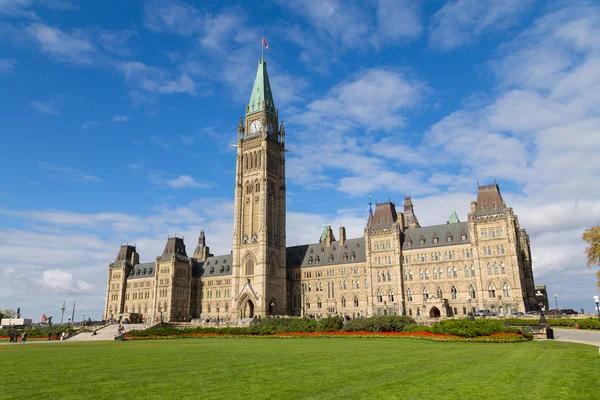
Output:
[403, 195, 420, 228]
[247, 60, 276, 117]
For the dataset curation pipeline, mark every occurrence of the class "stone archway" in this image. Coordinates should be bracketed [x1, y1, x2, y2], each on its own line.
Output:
[241, 298, 254, 319]
[429, 306, 441, 318]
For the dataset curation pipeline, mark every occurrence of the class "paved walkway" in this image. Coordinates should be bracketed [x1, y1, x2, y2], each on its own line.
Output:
[553, 328, 600, 347]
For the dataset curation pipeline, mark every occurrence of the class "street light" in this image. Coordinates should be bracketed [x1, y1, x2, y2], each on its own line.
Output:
[553, 294, 559, 314]
[535, 290, 547, 324]
[594, 296, 599, 320]
[467, 295, 474, 321]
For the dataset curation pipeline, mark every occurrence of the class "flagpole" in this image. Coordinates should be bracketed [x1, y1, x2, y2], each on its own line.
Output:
[261, 37, 264, 62]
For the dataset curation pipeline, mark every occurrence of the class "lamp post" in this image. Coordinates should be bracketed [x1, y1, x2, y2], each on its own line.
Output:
[553, 294, 559, 317]
[594, 296, 600, 320]
[467, 295, 474, 321]
[535, 290, 547, 325]
[83, 313, 86, 329]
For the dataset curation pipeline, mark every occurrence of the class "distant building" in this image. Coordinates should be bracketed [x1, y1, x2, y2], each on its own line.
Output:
[103, 60, 539, 322]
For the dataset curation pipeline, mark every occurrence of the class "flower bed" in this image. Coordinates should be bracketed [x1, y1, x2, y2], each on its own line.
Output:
[123, 330, 529, 343]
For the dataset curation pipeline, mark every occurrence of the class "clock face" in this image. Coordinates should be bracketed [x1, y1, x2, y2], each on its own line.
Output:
[267, 122, 274, 136]
[249, 120, 262, 134]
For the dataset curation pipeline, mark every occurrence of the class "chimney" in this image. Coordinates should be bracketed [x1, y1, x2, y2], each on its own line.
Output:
[325, 226, 334, 248]
[339, 226, 346, 246]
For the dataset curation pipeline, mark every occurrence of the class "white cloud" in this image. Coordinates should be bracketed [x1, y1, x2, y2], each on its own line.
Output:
[119, 61, 197, 95]
[39, 161, 100, 182]
[81, 120, 99, 130]
[199, 10, 245, 51]
[112, 114, 130, 122]
[31, 99, 60, 115]
[0, 57, 16, 73]
[148, 172, 211, 189]
[0, 0, 76, 19]
[38, 269, 94, 294]
[294, 68, 426, 132]
[96, 29, 138, 57]
[375, 0, 423, 43]
[429, 0, 535, 50]
[143, 0, 202, 36]
[26, 23, 95, 64]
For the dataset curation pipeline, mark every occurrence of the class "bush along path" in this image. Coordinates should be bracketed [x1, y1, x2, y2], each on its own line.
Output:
[124, 316, 532, 343]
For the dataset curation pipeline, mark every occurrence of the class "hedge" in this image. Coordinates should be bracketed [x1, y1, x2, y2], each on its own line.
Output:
[342, 316, 416, 332]
[0, 326, 76, 338]
[502, 318, 600, 330]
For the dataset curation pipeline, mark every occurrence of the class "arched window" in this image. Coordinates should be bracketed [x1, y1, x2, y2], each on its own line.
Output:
[306, 298, 310, 309]
[501, 245, 505, 254]
[439, 267, 443, 278]
[494, 263, 499, 275]
[382, 272, 387, 282]
[208, 304, 211, 313]
[246, 258, 254, 276]
[387, 271, 391, 281]
[377, 289, 383, 302]
[464, 265, 469, 277]
[501, 262, 506, 274]
[388, 289, 394, 302]
[255, 182, 260, 192]
[423, 287, 429, 300]
[453, 267, 457, 278]
[496, 245, 500, 255]
[447, 267, 452, 278]
[425, 269, 429, 280]
[409, 270, 413, 281]
[216, 304, 220, 313]
[433, 268, 438, 279]
[377, 271, 381, 282]
[354, 296, 359, 307]
[451, 286, 458, 300]
[503, 283, 511, 297]
[317, 298, 322, 308]
[419, 269, 424, 281]
[469, 285, 476, 299]
[488, 246, 491, 255]
[341, 296, 346, 308]
[407, 288, 413, 301]
[471, 265, 476, 277]
[436, 287, 443, 299]
[487, 263, 492, 275]
[483, 247, 487, 256]
[488, 283, 496, 298]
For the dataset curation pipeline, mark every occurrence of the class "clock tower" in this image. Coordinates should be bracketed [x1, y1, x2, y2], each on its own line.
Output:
[231, 59, 287, 318]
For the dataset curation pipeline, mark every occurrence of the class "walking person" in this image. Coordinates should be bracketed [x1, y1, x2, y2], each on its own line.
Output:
[8, 331, 13, 343]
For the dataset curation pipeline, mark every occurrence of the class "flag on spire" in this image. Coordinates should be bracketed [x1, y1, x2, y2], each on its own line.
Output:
[262, 37, 269, 51]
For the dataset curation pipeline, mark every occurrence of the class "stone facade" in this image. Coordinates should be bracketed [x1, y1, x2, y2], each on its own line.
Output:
[103, 60, 540, 322]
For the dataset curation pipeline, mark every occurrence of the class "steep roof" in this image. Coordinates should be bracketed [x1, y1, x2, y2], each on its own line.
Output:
[128, 262, 156, 280]
[448, 211, 460, 224]
[403, 221, 470, 250]
[475, 183, 507, 216]
[286, 238, 366, 269]
[247, 60, 276, 117]
[367, 202, 398, 230]
[193, 254, 233, 278]
[162, 237, 187, 258]
[403, 196, 420, 228]
[114, 245, 135, 264]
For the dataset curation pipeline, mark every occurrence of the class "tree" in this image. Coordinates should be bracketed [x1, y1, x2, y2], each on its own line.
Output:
[583, 225, 600, 288]
[1, 309, 16, 320]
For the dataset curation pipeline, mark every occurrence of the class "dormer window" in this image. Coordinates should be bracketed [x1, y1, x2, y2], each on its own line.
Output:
[446, 235, 452, 243]
[315, 256, 320, 264]
[308, 256, 313, 265]
[433, 237, 439, 244]
[419, 238, 425, 245]
[461, 234, 467, 241]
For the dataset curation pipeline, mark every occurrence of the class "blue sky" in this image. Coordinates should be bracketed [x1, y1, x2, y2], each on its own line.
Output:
[1, 0, 599, 320]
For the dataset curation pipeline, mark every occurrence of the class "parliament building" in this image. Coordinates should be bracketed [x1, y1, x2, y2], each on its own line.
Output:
[103, 60, 539, 322]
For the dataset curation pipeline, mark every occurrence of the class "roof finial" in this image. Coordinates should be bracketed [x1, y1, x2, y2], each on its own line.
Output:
[368, 193, 373, 214]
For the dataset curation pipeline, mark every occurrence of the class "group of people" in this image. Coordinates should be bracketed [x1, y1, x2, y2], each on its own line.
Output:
[7, 331, 26, 343]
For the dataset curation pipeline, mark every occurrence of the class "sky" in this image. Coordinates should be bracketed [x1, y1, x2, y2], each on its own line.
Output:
[1, 0, 599, 321]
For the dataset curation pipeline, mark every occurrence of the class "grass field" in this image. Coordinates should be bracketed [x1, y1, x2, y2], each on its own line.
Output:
[1, 338, 599, 399]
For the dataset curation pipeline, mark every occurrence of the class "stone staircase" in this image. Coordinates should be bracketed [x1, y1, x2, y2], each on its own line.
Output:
[68, 323, 147, 342]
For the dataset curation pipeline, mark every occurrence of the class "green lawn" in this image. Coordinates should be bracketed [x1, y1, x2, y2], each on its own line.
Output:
[1, 338, 598, 399]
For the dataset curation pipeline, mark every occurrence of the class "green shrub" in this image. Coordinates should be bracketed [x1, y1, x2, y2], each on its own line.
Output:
[431, 319, 511, 337]
[316, 316, 344, 332]
[343, 316, 416, 332]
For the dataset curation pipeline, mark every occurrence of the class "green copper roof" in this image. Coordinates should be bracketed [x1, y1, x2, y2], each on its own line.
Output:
[448, 211, 460, 224]
[247, 60, 276, 117]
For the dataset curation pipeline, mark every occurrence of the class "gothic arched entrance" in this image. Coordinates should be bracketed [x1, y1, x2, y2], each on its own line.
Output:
[429, 307, 441, 318]
[241, 299, 254, 319]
